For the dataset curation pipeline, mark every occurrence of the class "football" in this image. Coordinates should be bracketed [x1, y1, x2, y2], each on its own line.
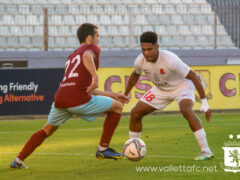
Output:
[123, 138, 146, 161]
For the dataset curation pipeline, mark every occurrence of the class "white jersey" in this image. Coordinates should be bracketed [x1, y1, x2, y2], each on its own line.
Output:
[134, 49, 193, 91]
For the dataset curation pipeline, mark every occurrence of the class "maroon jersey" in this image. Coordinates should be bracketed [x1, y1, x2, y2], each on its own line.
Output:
[54, 44, 100, 108]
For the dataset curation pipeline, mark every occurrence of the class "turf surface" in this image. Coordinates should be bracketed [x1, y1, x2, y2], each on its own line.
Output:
[0, 113, 240, 179]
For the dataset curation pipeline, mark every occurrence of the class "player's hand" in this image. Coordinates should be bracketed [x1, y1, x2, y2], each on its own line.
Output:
[112, 92, 129, 104]
[200, 98, 211, 122]
[87, 76, 98, 93]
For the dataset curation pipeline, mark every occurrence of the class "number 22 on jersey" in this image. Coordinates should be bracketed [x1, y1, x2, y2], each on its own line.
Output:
[62, 55, 81, 81]
[143, 91, 155, 102]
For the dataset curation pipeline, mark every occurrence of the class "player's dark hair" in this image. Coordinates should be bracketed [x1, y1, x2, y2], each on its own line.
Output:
[140, 31, 158, 45]
[77, 23, 98, 43]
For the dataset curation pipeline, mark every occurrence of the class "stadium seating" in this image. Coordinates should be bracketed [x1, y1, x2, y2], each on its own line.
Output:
[0, 0, 237, 51]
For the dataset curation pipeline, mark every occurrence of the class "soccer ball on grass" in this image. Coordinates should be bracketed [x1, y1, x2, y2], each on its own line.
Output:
[123, 138, 146, 161]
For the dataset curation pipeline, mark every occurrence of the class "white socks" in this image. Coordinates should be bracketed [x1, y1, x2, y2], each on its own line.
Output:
[129, 131, 141, 139]
[129, 129, 212, 154]
[194, 128, 212, 154]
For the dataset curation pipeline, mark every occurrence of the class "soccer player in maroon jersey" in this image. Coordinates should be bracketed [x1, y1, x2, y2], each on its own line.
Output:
[10, 23, 129, 169]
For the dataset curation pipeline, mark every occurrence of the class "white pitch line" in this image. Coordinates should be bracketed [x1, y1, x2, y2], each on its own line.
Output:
[0, 123, 239, 134]
[0, 127, 103, 134]
[0, 152, 222, 160]
[0, 152, 93, 157]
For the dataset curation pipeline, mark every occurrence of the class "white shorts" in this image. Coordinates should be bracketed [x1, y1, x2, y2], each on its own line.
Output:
[140, 83, 195, 110]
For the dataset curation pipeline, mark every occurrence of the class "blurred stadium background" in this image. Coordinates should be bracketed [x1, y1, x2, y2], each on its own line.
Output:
[0, 0, 239, 51]
[0, 0, 239, 114]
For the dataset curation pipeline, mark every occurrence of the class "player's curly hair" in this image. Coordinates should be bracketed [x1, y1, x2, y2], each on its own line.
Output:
[77, 23, 98, 43]
[140, 31, 158, 45]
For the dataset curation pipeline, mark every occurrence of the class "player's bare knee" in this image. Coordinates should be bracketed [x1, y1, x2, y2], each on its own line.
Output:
[117, 101, 123, 112]
[110, 100, 123, 114]
[42, 124, 58, 137]
[131, 107, 143, 120]
[42, 128, 51, 137]
[180, 107, 193, 119]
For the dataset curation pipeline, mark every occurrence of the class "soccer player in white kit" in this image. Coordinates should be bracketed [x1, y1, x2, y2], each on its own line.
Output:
[124, 31, 214, 160]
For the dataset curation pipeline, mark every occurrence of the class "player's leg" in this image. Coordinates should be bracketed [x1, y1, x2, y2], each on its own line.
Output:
[10, 103, 72, 168]
[179, 99, 213, 160]
[179, 99, 202, 131]
[99, 99, 122, 147]
[68, 95, 124, 159]
[96, 99, 124, 159]
[10, 123, 59, 169]
[129, 86, 168, 139]
[129, 101, 156, 138]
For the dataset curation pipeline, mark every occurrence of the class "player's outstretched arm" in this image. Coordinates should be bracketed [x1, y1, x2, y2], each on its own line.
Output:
[124, 70, 141, 96]
[110, 92, 129, 104]
[185, 70, 211, 122]
[82, 51, 98, 93]
[91, 90, 129, 104]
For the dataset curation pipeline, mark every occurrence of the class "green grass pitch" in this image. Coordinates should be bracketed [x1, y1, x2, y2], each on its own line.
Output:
[0, 113, 240, 180]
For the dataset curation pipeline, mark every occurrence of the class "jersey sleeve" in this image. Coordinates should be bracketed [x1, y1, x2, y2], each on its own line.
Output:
[134, 54, 144, 74]
[166, 52, 190, 77]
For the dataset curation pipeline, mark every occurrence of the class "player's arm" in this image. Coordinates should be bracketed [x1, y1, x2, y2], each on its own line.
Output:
[124, 70, 141, 96]
[82, 51, 98, 93]
[186, 70, 205, 99]
[91, 90, 129, 104]
[185, 70, 211, 121]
